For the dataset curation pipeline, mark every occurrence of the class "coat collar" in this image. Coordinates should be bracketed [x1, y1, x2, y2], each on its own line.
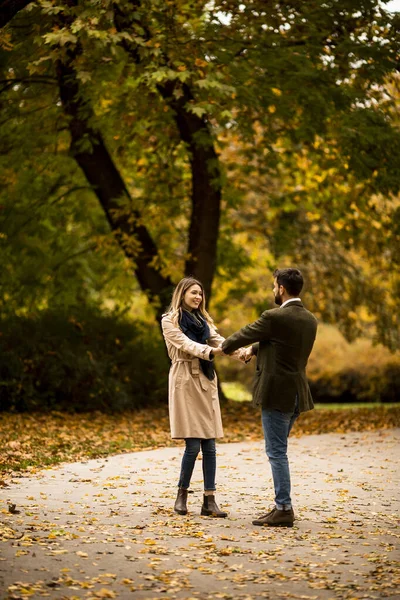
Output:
[281, 300, 303, 308]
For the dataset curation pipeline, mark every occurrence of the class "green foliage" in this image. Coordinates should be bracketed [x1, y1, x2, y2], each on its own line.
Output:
[0, 0, 399, 372]
[309, 363, 400, 403]
[0, 308, 168, 412]
[218, 131, 400, 349]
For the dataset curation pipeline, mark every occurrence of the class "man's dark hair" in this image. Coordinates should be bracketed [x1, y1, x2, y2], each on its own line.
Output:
[273, 268, 304, 296]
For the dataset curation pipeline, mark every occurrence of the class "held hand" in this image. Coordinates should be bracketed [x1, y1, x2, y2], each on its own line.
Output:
[212, 346, 224, 357]
[237, 347, 252, 363]
[243, 347, 253, 363]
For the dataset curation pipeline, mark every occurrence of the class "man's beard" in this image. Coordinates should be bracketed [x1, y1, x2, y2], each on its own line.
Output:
[274, 293, 282, 306]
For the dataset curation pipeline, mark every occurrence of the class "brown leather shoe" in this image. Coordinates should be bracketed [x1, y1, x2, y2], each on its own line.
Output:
[252, 507, 294, 527]
[201, 494, 228, 518]
[174, 488, 188, 515]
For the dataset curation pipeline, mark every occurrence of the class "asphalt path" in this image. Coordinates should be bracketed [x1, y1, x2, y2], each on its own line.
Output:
[1, 429, 399, 600]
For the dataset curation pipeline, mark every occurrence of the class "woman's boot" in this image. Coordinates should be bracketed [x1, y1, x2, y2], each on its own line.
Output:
[174, 488, 188, 515]
[201, 494, 228, 518]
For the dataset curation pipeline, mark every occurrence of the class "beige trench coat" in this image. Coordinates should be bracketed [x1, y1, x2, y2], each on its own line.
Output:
[161, 314, 243, 439]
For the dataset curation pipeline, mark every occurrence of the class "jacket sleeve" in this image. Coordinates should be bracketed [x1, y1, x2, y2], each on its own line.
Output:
[222, 311, 272, 354]
[251, 342, 260, 356]
[161, 316, 214, 361]
[208, 326, 246, 362]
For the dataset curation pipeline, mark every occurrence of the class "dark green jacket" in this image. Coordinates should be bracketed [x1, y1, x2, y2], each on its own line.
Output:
[222, 301, 318, 413]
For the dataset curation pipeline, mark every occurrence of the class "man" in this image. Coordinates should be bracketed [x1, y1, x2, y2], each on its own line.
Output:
[222, 268, 318, 527]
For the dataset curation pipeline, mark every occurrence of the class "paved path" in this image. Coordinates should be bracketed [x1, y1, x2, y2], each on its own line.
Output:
[1, 429, 399, 600]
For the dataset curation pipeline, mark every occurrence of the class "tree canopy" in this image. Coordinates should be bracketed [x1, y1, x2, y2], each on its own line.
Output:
[1, 0, 399, 348]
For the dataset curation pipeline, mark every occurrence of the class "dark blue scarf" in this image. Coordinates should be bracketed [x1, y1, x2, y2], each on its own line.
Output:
[179, 310, 215, 381]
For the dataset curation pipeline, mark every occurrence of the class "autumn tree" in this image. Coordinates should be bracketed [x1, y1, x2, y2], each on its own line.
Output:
[1, 0, 399, 345]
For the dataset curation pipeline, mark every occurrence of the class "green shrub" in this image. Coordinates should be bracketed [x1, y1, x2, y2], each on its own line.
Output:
[308, 363, 400, 403]
[0, 308, 168, 412]
[307, 325, 400, 403]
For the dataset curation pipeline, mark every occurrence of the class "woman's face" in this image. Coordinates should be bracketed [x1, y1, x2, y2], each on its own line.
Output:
[183, 284, 203, 311]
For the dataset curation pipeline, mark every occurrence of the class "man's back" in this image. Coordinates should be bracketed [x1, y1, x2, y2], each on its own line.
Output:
[222, 301, 318, 412]
[261, 303, 317, 373]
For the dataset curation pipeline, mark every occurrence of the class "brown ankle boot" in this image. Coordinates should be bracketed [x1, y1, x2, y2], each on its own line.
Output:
[252, 507, 294, 527]
[201, 494, 227, 518]
[174, 488, 188, 515]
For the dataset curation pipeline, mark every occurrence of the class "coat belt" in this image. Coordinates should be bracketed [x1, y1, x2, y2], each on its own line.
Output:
[172, 357, 200, 376]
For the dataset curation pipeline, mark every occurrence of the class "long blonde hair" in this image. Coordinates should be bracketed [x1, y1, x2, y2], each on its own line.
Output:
[165, 277, 214, 326]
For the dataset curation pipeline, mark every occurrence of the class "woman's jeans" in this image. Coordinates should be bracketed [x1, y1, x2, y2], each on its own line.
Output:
[178, 438, 216, 491]
[261, 397, 300, 510]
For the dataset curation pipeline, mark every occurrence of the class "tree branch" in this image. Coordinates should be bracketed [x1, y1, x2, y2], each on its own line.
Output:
[55, 53, 173, 316]
[52, 244, 97, 272]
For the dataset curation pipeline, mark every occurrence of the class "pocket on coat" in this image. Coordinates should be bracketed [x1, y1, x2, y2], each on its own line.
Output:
[175, 375, 183, 389]
[199, 377, 209, 392]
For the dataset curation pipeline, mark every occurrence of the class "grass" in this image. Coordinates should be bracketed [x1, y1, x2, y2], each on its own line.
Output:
[222, 381, 253, 402]
[221, 381, 399, 409]
[314, 402, 400, 409]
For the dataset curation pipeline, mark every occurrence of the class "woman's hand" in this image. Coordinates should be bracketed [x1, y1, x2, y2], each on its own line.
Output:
[212, 346, 224, 356]
[243, 347, 253, 363]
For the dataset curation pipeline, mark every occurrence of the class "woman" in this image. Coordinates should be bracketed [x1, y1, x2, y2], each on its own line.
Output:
[161, 277, 245, 517]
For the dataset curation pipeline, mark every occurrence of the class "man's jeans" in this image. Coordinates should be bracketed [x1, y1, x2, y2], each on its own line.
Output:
[178, 438, 216, 491]
[261, 397, 300, 510]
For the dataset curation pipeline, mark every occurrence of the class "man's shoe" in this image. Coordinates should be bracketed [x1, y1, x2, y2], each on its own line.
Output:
[252, 507, 294, 527]
[174, 488, 188, 515]
[201, 495, 228, 518]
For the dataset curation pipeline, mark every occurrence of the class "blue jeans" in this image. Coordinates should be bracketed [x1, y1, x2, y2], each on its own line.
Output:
[261, 397, 300, 510]
[178, 438, 216, 491]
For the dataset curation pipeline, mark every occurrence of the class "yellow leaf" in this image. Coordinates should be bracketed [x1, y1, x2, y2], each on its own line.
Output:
[195, 58, 208, 67]
[93, 589, 116, 598]
[334, 220, 344, 230]
[100, 98, 113, 109]
[193, 531, 204, 537]
[144, 538, 156, 545]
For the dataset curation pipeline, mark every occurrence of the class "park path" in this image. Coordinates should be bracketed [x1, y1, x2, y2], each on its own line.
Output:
[1, 429, 399, 600]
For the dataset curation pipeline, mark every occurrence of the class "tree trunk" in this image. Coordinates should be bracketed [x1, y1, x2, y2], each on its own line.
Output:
[159, 82, 221, 302]
[0, 0, 31, 28]
[113, 2, 222, 302]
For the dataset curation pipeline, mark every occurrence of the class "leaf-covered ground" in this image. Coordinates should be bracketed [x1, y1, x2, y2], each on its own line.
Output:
[0, 429, 399, 599]
[0, 403, 399, 478]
